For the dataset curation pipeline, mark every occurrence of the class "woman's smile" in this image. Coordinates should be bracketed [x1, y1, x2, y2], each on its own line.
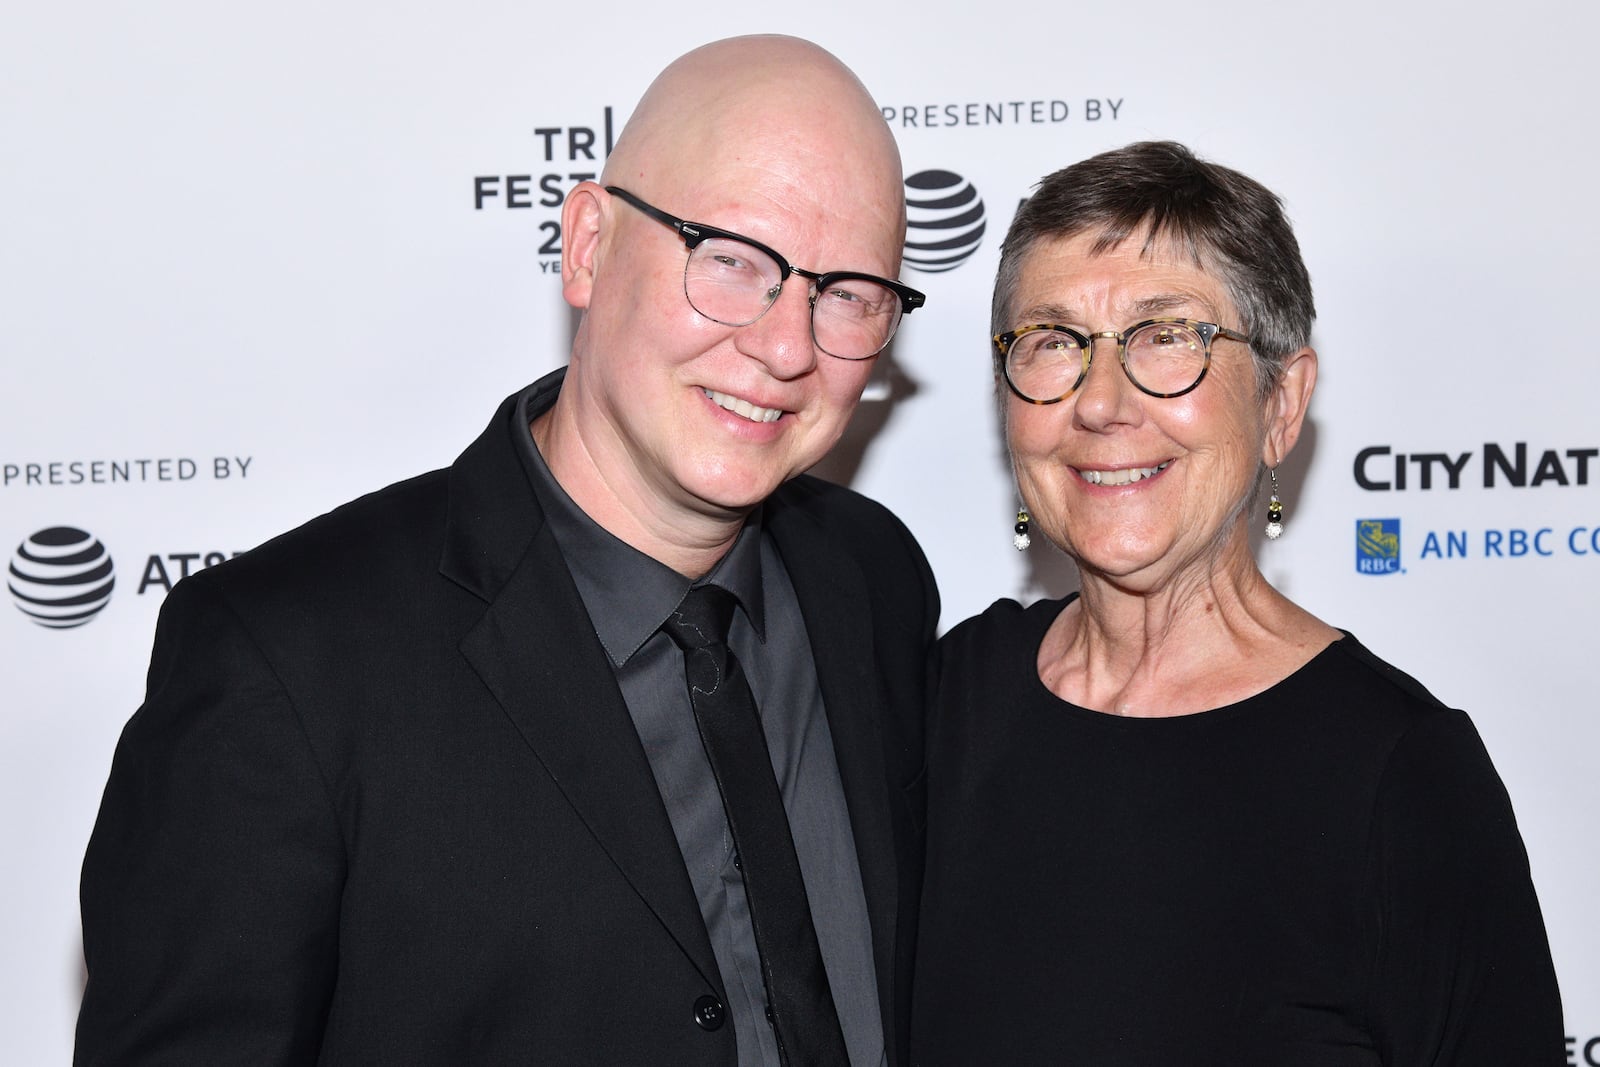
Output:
[1072, 460, 1172, 486]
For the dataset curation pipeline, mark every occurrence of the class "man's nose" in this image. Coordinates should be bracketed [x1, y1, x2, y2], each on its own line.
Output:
[736, 276, 820, 379]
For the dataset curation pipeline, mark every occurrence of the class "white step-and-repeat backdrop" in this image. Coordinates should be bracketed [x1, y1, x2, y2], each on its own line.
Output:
[4, 2, 1594, 1061]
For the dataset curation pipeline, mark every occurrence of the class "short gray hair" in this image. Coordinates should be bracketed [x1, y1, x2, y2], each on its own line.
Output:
[992, 141, 1315, 399]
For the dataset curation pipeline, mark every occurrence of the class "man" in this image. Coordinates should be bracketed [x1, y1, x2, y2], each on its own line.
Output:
[76, 35, 936, 1066]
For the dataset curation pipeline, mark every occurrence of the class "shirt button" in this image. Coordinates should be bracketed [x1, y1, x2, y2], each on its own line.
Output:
[693, 994, 725, 1031]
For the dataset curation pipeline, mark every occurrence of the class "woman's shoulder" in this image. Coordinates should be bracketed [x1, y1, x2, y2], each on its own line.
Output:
[1274, 633, 1500, 780]
[941, 593, 1073, 649]
[1294, 633, 1454, 724]
[932, 595, 1074, 715]
[1315, 634, 1448, 707]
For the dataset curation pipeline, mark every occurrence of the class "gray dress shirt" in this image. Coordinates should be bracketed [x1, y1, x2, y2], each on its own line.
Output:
[518, 390, 884, 1067]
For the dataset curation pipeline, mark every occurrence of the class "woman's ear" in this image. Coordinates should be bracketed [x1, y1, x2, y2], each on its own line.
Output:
[1263, 347, 1317, 467]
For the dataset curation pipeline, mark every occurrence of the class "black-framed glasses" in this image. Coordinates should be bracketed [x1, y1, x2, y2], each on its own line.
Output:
[994, 318, 1254, 403]
[606, 186, 925, 361]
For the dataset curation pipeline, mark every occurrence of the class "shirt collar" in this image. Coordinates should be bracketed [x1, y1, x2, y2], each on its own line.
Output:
[515, 385, 767, 668]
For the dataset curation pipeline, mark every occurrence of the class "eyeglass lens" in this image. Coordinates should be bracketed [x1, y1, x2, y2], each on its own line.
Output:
[1007, 322, 1209, 401]
[684, 236, 903, 360]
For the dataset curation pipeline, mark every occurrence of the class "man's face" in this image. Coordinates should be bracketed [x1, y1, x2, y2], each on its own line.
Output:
[562, 150, 904, 525]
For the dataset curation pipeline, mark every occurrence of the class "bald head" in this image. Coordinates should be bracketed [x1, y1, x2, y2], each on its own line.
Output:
[602, 35, 906, 250]
[543, 35, 917, 571]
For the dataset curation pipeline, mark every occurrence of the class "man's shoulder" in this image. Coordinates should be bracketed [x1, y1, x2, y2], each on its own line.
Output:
[166, 467, 465, 642]
[770, 474, 938, 625]
[188, 382, 536, 608]
[228, 468, 450, 584]
[771, 473, 910, 533]
[770, 474, 927, 570]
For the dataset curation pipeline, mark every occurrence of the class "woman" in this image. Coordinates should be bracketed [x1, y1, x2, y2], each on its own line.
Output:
[911, 142, 1563, 1065]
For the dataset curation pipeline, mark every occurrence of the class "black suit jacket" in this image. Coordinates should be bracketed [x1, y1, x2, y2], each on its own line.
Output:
[77, 380, 938, 1065]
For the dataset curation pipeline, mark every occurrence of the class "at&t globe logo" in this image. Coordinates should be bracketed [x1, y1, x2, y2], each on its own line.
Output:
[903, 170, 986, 273]
[8, 526, 116, 629]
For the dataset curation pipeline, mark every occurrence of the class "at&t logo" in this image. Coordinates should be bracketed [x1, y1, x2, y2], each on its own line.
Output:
[8, 526, 116, 628]
[902, 170, 986, 273]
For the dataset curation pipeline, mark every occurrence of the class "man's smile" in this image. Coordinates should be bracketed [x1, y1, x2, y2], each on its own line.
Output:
[704, 387, 784, 423]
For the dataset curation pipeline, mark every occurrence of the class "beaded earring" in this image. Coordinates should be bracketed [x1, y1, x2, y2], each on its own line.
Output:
[1265, 468, 1285, 540]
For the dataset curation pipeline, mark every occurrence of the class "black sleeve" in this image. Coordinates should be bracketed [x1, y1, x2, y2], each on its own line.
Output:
[1366, 708, 1565, 1065]
[76, 575, 345, 1065]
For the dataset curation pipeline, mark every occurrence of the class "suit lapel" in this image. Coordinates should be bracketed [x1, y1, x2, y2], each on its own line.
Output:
[766, 495, 900, 1027]
[442, 379, 722, 992]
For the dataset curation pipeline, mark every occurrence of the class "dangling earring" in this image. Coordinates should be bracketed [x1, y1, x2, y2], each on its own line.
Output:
[1264, 468, 1285, 540]
[1013, 507, 1032, 550]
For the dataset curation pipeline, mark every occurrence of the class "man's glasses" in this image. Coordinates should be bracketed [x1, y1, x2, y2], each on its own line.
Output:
[606, 186, 925, 361]
[994, 318, 1254, 403]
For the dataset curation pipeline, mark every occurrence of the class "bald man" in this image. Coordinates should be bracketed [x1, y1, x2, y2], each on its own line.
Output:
[76, 35, 936, 1067]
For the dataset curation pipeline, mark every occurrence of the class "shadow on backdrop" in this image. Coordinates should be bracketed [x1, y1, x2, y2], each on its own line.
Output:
[808, 340, 919, 489]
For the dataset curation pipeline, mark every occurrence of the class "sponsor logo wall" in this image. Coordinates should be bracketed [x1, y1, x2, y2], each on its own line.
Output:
[3, 5, 1594, 1060]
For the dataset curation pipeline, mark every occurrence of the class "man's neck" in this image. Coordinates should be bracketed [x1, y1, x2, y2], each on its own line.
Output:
[529, 402, 746, 580]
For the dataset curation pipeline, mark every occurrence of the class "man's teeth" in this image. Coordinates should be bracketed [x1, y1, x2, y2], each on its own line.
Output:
[1078, 462, 1170, 486]
[705, 389, 782, 423]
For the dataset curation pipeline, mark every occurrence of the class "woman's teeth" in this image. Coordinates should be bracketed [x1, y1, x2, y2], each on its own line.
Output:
[1078, 461, 1170, 486]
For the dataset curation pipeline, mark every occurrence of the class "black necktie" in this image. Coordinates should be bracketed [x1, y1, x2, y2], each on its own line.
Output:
[661, 584, 849, 1067]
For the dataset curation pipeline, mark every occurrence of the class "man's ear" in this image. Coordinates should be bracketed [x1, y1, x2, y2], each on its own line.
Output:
[561, 181, 607, 310]
[1263, 346, 1317, 468]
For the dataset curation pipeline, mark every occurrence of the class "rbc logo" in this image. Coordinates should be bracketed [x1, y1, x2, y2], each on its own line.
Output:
[1356, 519, 1401, 575]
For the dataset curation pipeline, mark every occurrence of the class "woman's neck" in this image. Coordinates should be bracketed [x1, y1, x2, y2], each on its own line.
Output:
[1041, 543, 1339, 717]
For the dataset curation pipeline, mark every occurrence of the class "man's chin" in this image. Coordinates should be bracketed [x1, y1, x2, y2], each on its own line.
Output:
[680, 466, 797, 518]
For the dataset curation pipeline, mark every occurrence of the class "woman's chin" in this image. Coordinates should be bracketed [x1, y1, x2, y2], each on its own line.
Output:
[1058, 528, 1174, 579]
[1070, 550, 1173, 591]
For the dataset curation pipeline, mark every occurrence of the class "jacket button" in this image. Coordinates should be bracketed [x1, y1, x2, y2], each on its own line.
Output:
[693, 994, 725, 1031]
